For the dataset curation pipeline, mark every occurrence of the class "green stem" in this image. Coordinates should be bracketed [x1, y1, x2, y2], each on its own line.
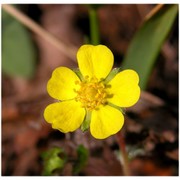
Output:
[116, 131, 130, 176]
[89, 7, 100, 45]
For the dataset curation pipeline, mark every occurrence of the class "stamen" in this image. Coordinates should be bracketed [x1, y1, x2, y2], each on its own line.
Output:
[75, 77, 108, 111]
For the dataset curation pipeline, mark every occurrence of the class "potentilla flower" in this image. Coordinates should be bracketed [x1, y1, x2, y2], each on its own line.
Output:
[44, 45, 140, 139]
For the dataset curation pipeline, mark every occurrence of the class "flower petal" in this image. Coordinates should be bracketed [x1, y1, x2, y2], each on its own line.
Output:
[44, 100, 86, 133]
[90, 105, 124, 139]
[77, 45, 113, 80]
[107, 69, 140, 107]
[47, 67, 80, 100]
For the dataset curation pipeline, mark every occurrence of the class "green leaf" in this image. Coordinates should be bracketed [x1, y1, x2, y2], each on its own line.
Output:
[81, 111, 91, 132]
[108, 102, 125, 115]
[73, 145, 89, 175]
[73, 68, 83, 81]
[104, 67, 120, 83]
[41, 147, 65, 176]
[121, 5, 178, 89]
[2, 9, 36, 78]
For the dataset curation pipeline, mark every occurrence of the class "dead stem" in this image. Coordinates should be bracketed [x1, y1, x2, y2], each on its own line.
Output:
[116, 131, 130, 176]
[2, 4, 77, 61]
[144, 4, 164, 21]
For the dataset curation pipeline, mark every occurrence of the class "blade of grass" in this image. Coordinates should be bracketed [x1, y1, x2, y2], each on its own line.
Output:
[121, 4, 178, 89]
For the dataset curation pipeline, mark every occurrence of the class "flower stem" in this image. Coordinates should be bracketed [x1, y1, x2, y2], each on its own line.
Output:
[88, 7, 100, 45]
[116, 131, 130, 176]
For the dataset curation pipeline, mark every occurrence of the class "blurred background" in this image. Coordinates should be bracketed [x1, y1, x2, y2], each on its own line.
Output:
[1, 4, 178, 176]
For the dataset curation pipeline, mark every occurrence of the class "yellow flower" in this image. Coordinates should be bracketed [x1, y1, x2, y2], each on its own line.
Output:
[44, 45, 140, 139]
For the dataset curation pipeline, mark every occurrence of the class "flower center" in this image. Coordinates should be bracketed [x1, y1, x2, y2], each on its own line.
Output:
[75, 77, 107, 111]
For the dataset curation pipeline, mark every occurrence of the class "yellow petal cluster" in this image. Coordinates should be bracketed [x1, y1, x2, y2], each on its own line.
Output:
[44, 45, 140, 139]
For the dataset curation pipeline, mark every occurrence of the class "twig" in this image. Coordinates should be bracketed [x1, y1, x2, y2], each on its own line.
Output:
[116, 131, 130, 176]
[2, 4, 77, 61]
[144, 4, 164, 21]
[140, 91, 165, 106]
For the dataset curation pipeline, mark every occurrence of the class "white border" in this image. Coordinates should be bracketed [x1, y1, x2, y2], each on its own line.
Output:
[0, 1, 180, 4]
